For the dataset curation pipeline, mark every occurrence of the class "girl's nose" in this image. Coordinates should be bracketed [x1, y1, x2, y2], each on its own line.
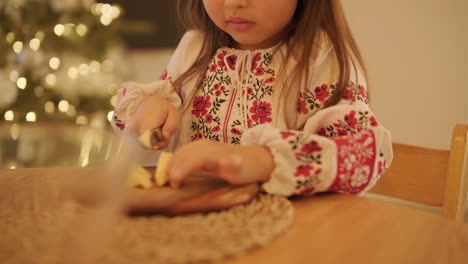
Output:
[224, 0, 248, 8]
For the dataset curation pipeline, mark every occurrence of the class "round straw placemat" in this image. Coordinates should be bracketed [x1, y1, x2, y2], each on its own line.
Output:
[102, 194, 294, 264]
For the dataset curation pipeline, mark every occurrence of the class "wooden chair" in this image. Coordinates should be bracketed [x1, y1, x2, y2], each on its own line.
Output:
[368, 124, 468, 223]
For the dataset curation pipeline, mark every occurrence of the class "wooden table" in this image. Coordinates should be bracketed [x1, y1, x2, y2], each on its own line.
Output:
[220, 194, 468, 264]
[1, 169, 467, 263]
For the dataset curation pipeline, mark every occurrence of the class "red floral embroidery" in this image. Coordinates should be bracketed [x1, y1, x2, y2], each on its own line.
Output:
[344, 89, 354, 101]
[295, 165, 314, 177]
[280, 131, 296, 139]
[226, 55, 237, 70]
[251, 52, 262, 69]
[194, 133, 203, 140]
[378, 159, 386, 176]
[250, 101, 272, 124]
[211, 126, 220, 133]
[112, 115, 125, 131]
[216, 50, 228, 70]
[255, 67, 265, 76]
[343, 82, 368, 103]
[344, 111, 358, 129]
[318, 110, 378, 138]
[192, 95, 211, 118]
[209, 64, 217, 72]
[370, 116, 378, 126]
[314, 84, 330, 102]
[301, 141, 322, 154]
[297, 96, 308, 114]
[190, 48, 275, 143]
[205, 114, 213, 124]
[358, 85, 367, 99]
[327, 130, 377, 194]
[231, 128, 242, 135]
[298, 83, 336, 115]
[300, 188, 315, 195]
[160, 69, 168, 80]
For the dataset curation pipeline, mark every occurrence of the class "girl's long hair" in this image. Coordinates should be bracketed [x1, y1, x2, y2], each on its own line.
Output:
[174, 0, 368, 128]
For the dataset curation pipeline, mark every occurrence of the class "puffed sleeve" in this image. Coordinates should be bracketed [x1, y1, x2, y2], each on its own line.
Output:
[110, 30, 203, 133]
[241, 53, 393, 196]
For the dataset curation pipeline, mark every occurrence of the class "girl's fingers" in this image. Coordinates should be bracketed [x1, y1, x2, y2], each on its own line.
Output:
[168, 158, 219, 188]
[155, 108, 181, 149]
[161, 108, 181, 140]
[215, 155, 243, 184]
[138, 110, 167, 135]
[168, 155, 243, 188]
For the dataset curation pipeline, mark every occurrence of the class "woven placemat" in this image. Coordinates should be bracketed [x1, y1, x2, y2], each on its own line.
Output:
[0, 192, 293, 264]
[103, 194, 293, 264]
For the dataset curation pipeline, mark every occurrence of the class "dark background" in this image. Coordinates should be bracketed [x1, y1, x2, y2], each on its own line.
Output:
[100, 0, 180, 49]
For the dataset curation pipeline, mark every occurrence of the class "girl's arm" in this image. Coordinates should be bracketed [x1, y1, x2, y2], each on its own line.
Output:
[110, 31, 203, 135]
[241, 100, 392, 196]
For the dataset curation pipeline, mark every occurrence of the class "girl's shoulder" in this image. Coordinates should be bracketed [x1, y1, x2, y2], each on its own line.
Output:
[177, 30, 204, 52]
[167, 30, 204, 76]
[287, 31, 333, 67]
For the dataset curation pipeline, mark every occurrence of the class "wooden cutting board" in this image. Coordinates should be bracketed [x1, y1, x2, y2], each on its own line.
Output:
[126, 169, 259, 216]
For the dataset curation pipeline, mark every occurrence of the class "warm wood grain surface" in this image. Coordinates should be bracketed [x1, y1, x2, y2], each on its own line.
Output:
[1, 169, 467, 264]
[219, 194, 468, 264]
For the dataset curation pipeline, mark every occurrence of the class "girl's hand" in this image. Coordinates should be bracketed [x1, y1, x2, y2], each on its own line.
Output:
[166, 140, 275, 187]
[128, 94, 181, 149]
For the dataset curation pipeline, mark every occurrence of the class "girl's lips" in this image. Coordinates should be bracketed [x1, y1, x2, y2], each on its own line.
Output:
[226, 18, 255, 32]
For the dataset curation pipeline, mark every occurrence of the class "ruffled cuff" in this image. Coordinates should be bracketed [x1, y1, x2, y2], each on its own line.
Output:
[240, 124, 337, 196]
[114, 80, 182, 123]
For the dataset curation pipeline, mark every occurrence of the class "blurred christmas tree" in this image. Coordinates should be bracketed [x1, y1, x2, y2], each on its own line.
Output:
[0, 0, 129, 128]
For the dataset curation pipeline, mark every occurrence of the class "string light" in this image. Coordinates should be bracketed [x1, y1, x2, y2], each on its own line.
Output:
[45, 74, 56, 86]
[100, 14, 113, 26]
[76, 24, 88, 36]
[35, 31, 45, 41]
[6, 32, 15, 43]
[79, 64, 89, 75]
[58, 100, 70, 112]
[110, 6, 121, 19]
[49, 57, 61, 70]
[66, 105, 76, 117]
[101, 4, 112, 14]
[89, 61, 101, 72]
[17, 77, 27, 89]
[29, 38, 41, 51]
[107, 111, 114, 122]
[76, 115, 88, 125]
[110, 95, 117, 107]
[54, 24, 65, 36]
[12, 41, 23, 54]
[10, 123, 19, 139]
[26, 112, 36, 122]
[64, 24, 75, 36]
[44, 101, 55, 113]
[4, 111, 14, 121]
[68, 67, 79, 79]
[9, 71, 19, 82]
[91, 3, 103, 15]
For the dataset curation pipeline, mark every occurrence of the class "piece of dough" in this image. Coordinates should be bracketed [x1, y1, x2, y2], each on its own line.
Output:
[155, 152, 173, 187]
[128, 163, 153, 189]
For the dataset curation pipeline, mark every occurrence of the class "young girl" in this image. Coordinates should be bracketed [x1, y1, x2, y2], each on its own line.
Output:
[112, 0, 393, 196]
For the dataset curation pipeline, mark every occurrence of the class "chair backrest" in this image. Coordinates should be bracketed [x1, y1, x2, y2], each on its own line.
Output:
[369, 124, 468, 223]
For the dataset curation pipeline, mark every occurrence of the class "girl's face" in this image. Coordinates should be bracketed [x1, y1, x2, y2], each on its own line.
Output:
[203, 0, 298, 50]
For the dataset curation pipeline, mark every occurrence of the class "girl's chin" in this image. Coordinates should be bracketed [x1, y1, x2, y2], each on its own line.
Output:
[231, 37, 275, 50]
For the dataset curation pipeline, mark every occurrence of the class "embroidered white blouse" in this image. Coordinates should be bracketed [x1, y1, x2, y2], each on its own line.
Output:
[111, 31, 393, 196]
